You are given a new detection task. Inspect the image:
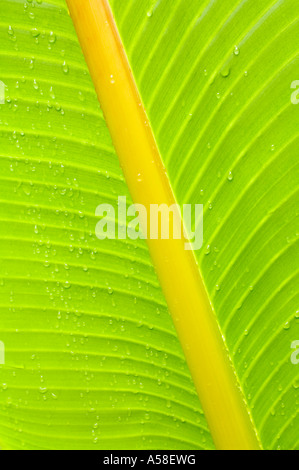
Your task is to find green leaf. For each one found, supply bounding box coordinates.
[0,0,298,450]
[109,0,299,450]
[0,0,212,450]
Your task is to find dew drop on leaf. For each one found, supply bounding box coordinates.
[227,171,234,182]
[220,66,230,78]
[233,45,240,56]
[62,61,69,74]
[48,31,56,44]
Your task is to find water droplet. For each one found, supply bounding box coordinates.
[29,58,35,70]
[227,171,234,182]
[205,245,211,255]
[220,66,230,78]
[62,61,69,74]
[233,45,240,56]
[31,28,40,38]
[48,32,56,44]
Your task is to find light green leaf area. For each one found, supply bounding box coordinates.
[0,0,213,450]
[109,0,299,450]
[0,0,298,451]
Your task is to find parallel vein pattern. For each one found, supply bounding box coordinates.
[109,0,299,450]
[0,0,213,450]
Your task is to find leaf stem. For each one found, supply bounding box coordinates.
[66,0,261,450]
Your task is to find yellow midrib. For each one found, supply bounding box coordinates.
[66,0,261,450]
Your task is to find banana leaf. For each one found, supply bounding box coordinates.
[0,0,298,450]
